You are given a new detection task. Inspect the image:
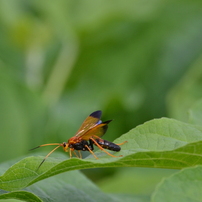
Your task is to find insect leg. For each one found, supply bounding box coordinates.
[90,137,122,158]
[89,139,94,150]
[72,150,81,158]
[116,141,128,145]
[69,149,72,158]
[78,150,82,158]
[84,145,99,159]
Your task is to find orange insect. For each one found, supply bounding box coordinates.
[31,110,127,169]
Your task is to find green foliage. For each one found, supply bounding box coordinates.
[0,170,121,202]
[152,166,202,202]
[1,0,202,201]
[167,56,202,122]
[2,115,202,200]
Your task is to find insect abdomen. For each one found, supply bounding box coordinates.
[96,139,121,151]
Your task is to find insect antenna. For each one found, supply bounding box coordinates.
[29,143,62,151]
[36,145,61,170]
[30,143,62,170]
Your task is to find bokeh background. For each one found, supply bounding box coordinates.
[1,0,202,197]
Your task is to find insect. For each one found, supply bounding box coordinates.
[31,110,127,169]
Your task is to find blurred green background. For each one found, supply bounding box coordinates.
[1,0,202,197]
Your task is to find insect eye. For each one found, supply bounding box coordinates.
[63,142,66,147]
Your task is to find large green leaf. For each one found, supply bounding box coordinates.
[1,117,202,193]
[0,170,122,202]
[152,165,202,202]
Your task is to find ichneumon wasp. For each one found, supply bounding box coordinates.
[31,110,127,169]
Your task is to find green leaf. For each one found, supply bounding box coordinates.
[1,117,202,193]
[152,165,202,202]
[0,170,119,202]
[0,190,42,202]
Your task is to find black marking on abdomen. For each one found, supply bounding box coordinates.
[95,139,121,151]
